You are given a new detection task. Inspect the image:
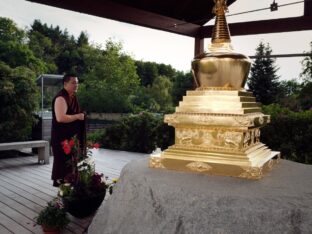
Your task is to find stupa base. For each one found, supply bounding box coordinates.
[149,147,280,179]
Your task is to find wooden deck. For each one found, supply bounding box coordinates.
[0,149,147,234]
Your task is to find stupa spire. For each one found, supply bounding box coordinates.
[209,0,233,52]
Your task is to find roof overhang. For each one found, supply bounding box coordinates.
[26,0,312,38]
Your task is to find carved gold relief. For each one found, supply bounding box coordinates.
[149,157,165,169]
[175,128,244,150]
[233,116,253,126]
[165,112,269,128]
[239,167,263,179]
[186,162,212,172]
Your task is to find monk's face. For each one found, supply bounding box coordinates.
[64,77,79,95]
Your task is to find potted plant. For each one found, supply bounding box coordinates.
[35,198,69,234]
[58,136,116,218]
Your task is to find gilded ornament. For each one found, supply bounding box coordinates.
[258,116,264,125]
[233,116,253,127]
[186,162,212,172]
[239,167,263,179]
[149,157,165,169]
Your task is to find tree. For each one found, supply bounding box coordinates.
[297,41,312,110]
[147,75,174,113]
[0,17,25,42]
[276,79,302,111]
[171,71,193,105]
[0,17,46,75]
[78,40,140,113]
[0,62,39,142]
[28,20,89,76]
[247,42,280,105]
[135,61,158,86]
[300,41,312,83]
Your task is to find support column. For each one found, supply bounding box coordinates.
[194,37,204,57]
[304,0,312,16]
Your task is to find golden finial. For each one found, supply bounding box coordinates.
[210,0,232,51]
[212,0,228,15]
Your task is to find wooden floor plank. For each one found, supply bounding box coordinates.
[0,177,55,207]
[0,189,44,213]
[0,149,147,233]
[0,175,55,202]
[0,201,42,234]
[0,224,13,234]
[0,168,57,195]
[0,211,32,234]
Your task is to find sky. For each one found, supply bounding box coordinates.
[0,0,311,81]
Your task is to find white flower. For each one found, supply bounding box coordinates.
[78,166,88,171]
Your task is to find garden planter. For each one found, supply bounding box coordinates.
[63,191,106,218]
[41,225,60,234]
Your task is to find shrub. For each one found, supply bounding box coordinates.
[88,112,174,153]
[262,104,312,164]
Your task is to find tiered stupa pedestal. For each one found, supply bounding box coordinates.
[150,0,280,179]
[150,89,280,179]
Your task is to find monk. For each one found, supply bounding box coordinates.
[51,74,85,187]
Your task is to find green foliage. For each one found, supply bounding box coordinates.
[0,17,47,75]
[36,199,69,230]
[89,112,174,153]
[300,41,312,83]
[262,104,312,164]
[146,75,174,113]
[28,20,89,76]
[247,42,280,105]
[0,62,39,142]
[276,79,302,111]
[78,40,140,113]
[298,81,312,110]
[0,17,25,42]
[172,71,193,105]
[135,61,158,86]
[135,61,176,86]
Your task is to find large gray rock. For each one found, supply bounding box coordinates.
[88,159,312,234]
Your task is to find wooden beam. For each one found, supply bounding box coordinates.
[27,0,201,37]
[249,53,312,59]
[304,0,312,16]
[198,16,312,38]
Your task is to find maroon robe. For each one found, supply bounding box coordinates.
[51,88,85,186]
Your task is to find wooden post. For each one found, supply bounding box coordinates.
[304,0,312,16]
[194,37,204,57]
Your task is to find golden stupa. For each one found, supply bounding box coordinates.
[149,0,280,179]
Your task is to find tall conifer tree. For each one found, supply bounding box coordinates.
[247,42,280,105]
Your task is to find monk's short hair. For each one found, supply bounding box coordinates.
[63,74,77,84]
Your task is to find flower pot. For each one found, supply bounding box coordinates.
[42,225,60,234]
[63,191,106,218]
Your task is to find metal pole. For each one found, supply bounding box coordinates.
[41,75,44,140]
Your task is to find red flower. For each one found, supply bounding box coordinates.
[69,139,75,147]
[63,145,71,155]
[61,139,68,146]
[61,139,72,155]
[93,143,100,149]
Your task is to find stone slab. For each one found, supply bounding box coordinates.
[88,158,312,234]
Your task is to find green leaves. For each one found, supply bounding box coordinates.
[0,62,38,142]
